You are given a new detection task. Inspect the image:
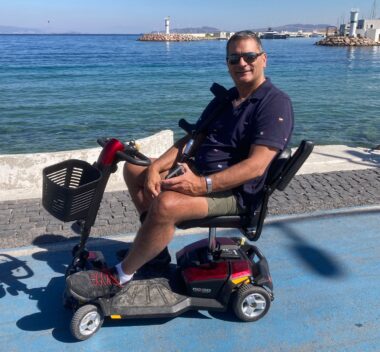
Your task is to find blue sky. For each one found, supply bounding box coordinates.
[0,0,377,33]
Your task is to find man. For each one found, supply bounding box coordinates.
[67,30,293,301]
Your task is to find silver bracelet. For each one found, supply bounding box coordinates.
[205,176,213,194]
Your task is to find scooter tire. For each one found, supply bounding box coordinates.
[70,304,104,340]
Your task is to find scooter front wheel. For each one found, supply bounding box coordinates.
[70,304,104,340]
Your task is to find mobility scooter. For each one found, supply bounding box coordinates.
[42,129,313,340]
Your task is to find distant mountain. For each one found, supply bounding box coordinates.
[170,24,332,34]
[253,24,332,32]
[0,25,43,34]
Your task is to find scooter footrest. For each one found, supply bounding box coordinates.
[112,279,186,309]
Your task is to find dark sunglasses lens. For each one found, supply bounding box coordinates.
[228,55,240,65]
[244,53,258,63]
[227,53,260,65]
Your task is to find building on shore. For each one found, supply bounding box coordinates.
[339,9,380,42]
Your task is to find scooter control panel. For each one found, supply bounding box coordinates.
[219,248,241,259]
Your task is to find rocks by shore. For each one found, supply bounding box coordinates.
[316,36,380,46]
[138,33,201,42]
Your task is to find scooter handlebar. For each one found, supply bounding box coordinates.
[97,137,151,167]
[116,148,151,166]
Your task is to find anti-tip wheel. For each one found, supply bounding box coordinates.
[70,304,104,341]
[232,285,271,322]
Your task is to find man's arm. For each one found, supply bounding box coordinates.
[161,144,278,195]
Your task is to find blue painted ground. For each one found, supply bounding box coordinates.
[0,208,379,352]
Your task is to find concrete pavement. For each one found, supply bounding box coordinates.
[0,208,379,351]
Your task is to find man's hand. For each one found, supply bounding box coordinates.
[144,165,162,198]
[161,163,205,196]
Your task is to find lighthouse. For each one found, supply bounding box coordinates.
[349,9,359,37]
[165,16,170,35]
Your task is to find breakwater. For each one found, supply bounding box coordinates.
[138,33,201,41]
[316,36,380,46]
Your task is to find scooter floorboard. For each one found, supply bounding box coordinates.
[99,271,225,319]
[109,277,189,317]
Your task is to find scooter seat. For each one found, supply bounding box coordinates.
[177,215,243,230]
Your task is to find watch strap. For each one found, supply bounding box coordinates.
[205,176,213,194]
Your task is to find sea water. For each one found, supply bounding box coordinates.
[0,34,379,154]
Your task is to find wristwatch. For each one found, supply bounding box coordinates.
[205,176,213,194]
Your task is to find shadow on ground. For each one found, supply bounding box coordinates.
[0,253,35,298]
[270,221,346,278]
[15,234,128,342]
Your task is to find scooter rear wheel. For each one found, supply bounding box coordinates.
[70,304,104,340]
[232,285,271,322]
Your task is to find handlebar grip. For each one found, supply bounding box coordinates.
[116,150,151,166]
[97,137,109,147]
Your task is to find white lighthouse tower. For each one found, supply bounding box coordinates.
[349,9,359,37]
[165,16,170,35]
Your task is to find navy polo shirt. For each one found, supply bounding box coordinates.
[193,78,294,211]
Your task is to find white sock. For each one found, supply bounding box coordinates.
[115,262,134,285]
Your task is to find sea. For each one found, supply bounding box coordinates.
[0,34,379,154]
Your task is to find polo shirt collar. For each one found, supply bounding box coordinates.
[228,77,273,104]
[248,77,272,102]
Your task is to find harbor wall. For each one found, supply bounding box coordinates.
[0,130,173,201]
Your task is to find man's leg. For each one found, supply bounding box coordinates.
[121,161,172,267]
[66,190,208,301]
[120,191,209,275]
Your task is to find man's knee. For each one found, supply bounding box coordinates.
[148,192,208,224]
[149,192,182,222]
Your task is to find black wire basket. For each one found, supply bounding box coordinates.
[42,159,102,222]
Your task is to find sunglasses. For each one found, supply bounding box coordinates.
[226,52,264,65]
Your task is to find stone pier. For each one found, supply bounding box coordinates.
[316,36,380,46]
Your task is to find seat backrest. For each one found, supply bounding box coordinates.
[241,140,314,241]
[275,140,314,191]
[264,140,314,194]
[265,148,292,187]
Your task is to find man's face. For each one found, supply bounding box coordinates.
[227,38,267,89]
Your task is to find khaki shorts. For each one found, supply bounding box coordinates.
[206,191,246,217]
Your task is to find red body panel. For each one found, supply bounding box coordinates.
[183,262,229,283]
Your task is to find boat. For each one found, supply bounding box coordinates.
[259,28,288,39]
